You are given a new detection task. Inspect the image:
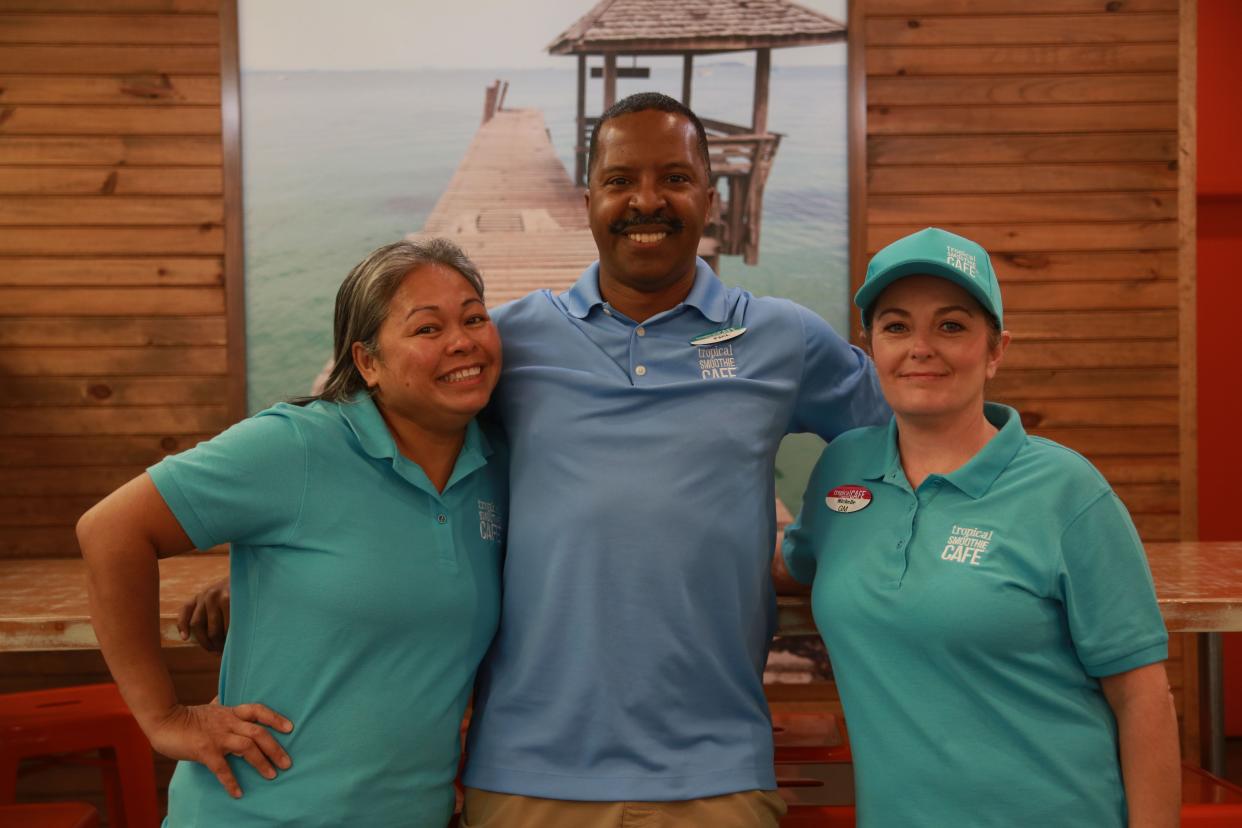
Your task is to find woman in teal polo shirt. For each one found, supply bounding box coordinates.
[783,228,1179,827]
[78,238,506,827]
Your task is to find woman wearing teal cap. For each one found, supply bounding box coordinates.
[78,238,505,827]
[783,227,1179,827]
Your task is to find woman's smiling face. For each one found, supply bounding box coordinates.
[355,262,501,436]
[868,275,1009,426]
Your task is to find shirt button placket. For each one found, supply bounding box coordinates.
[434,509,457,571]
[633,324,648,381]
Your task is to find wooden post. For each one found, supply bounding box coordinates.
[681,54,694,108]
[482,81,498,124]
[603,53,617,110]
[846,0,866,343]
[576,55,587,186]
[752,47,771,135]
[1179,0,1205,769]
[219,0,247,423]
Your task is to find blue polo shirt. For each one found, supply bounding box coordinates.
[463,259,888,801]
[149,394,505,827]
[783,403,1167,828]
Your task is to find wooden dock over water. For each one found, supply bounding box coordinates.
[409,107,597,307]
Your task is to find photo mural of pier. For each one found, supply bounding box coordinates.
[242,0,850,521]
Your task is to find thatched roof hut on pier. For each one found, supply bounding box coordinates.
[548,0,846,264]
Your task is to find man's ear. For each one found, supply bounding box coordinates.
[352,341,380,388]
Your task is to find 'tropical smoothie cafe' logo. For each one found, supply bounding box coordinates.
[946,245,979,278]
[941,524,993,566]
[478,499,502,542]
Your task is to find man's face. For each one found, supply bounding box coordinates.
[586,109,716,301]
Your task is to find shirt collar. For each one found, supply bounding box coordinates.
[943,403,1025,499]
[561,258,729,324]
[682,258,729,323]
[862,417,901,482]
[562,262,606,319]
[861,402,1026,500]
[339,391,492,493]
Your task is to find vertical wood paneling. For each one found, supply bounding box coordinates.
[855,0,1196,756]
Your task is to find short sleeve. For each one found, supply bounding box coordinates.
[781,452,831,585]
[1055,490,1168,677]
[781,507,818,585]
[789,304,889,440]
[147,409,309,551]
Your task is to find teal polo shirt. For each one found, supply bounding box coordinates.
[783,403,1167,828]
[148,394,505,827]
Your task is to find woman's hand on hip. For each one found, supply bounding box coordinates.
[148,700,294,798]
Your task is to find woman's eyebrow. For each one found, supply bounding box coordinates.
[935,304,976,316]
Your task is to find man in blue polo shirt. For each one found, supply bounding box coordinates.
[460,93,888,827]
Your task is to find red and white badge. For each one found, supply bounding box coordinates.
[826,485,872,513]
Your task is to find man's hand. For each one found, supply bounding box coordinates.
[177,577,230,652]
[146,701,293,799]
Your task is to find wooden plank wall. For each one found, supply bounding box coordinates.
[856,0,1198,754]
[0,0,240,557]
[0,0,236,813]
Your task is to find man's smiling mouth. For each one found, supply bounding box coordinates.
[609,214,684,237]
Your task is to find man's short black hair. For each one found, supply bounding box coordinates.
[587,92,713,181]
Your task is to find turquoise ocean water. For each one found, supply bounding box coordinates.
[242,63,850,511]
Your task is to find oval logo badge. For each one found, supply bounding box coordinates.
[826,485,872,514]
[690,326,746,346]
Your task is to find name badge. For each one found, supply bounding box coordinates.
[690,326,746,346]
[826,485,872,513]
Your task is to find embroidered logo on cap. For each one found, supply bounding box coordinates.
[826,485,872,513]
[946,245,979,279]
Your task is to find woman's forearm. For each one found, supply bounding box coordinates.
[78,474,193,734]
[82,531,179,731]
[1101,663,1181,828]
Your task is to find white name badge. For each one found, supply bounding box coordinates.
[826,485,872,513]
[690,326,746,346]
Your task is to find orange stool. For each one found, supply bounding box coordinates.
[0,684,159,828]
[1182,763,1242,826]
[0,803,101,828]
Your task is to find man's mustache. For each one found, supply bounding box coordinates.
[608,214,684,235]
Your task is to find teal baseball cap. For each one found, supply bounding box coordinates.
[855,227,1003,327]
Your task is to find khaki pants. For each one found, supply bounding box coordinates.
[461,787,787,828]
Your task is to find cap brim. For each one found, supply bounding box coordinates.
[854,259,996,322]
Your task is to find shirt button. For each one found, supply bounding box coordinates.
[636,326,646,337]
[437,513,448,524]
[635,365,647,376]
